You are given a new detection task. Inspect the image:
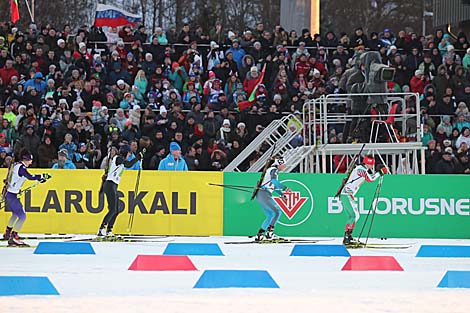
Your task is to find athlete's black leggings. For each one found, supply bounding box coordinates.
[100,181,119,231]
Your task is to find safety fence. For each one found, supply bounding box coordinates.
[0,169,468,238]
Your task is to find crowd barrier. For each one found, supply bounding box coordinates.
[224,173,470,238]
[0,169,223,235]
[0,170,468,238]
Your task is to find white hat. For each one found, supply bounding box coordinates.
[313,68,320,76]
[237,122,246,128]
[79,42,86,49]
[228,31,236,38]
[210,41,219,48]
[59,99,68,105]
[57,39,65,45]
[117,79,125,86]
[102,106,108,110]
[390,45,397,50]
[273,94,282,101]
[273,157,286,166]
[447,45,455,52]
[159,105,167,114]
[145,53,153,58]
[250,66,258,72]
[254,41,261,47]
[223,119,230,126]
[415,69,424,76]
[133,105,140,110]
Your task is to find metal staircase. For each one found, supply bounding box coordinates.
[224,114,306,173]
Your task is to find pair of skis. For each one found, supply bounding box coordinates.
[345,241,411,249]
[67,235,171,243]
[225,238,330,245]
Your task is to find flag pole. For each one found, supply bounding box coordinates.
[23,0,34,22]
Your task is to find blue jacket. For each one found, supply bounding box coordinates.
[226,47,246,71]
[158,153,188,171]
[125,153,141,170]
[24,72,47,94]
[52,160,76,169]
[58,142,77,159]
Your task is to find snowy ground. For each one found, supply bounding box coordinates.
[1,236,469,313]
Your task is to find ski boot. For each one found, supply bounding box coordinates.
[97,228,107,237]
[104,230,119,241]
[342,230,353,245]
[3,227,12,240]
[8,232,29,247]
[343,230,361,247]
[265,227,281,241]
[254,229,265,242]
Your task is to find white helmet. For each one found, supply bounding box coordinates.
[273,157,285,166]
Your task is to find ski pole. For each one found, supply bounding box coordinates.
[364,176,384,246]
[357,175,383,242]
[127,149,145,233]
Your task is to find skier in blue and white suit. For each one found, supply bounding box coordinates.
[254,157,290,241]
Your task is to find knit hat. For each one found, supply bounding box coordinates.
[58,149,68,158]
[223,119,230,126]
[170,142,181,152]
[447,45,455,52]
[160,105,167,114]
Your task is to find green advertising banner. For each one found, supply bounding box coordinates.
[223,173,470,239]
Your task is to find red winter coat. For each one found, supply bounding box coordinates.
[294,61,311,78]
[243,73,260,95]
[410,76,429,95]
[0,66,19,85]
[309,61,327,77]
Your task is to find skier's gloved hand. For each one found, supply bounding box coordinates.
[379,167,388,176]
[40,173,51,183]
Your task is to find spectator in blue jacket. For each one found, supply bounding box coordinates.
[226,39,246,71]
[125,140,141,170]
[52,149,77,169]
[158,142,188,171]
[24,72,47,95]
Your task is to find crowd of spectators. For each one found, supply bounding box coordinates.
[0,20,470,174]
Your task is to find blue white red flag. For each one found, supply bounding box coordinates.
[94,4,142,27]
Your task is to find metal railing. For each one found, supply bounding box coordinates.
[223,114,304,172]
[300,92,426,174]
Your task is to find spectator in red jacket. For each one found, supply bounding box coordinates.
[294,54,311,79]
[0,59,19,86]
[243,66,261,95]
[410,69,429,95]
